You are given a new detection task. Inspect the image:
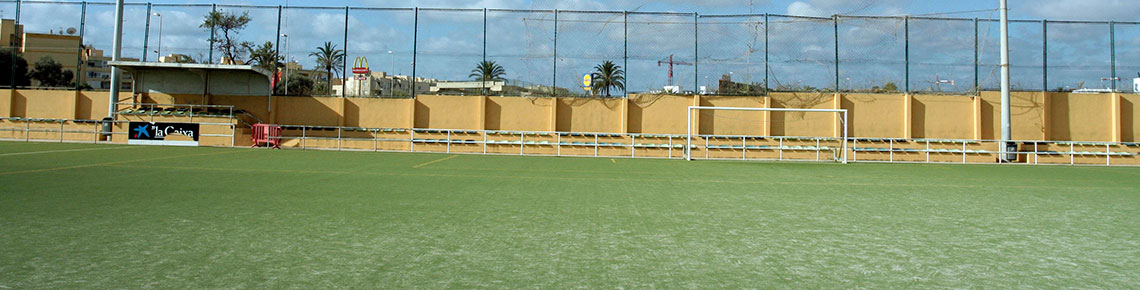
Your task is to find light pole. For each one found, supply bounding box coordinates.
[152,12,163,59]
[281,33,289,95]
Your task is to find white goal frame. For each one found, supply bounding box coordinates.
[686,106,848,163]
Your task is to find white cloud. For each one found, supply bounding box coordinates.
[787,1,825,17]
[1021,0,1140,21]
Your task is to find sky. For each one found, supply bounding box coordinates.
[6,0,1140,93]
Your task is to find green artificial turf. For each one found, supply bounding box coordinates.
[1,141,1138,288]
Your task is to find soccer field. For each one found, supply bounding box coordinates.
[1,141,1138,288]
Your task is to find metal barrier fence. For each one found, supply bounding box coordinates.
[5,117,1140,166]
[1,0,1138,96]
[254,124,1140,166]
[0,114,241,146]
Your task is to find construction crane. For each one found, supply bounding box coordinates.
[657,54,693,87]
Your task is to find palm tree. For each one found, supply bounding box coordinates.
[591,60,625,98]
[469,60,506,95]
[309,42,345,95]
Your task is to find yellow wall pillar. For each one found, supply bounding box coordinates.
[620,97,629,133]
[337,96,346,127]
[0,90,11,118]
[833,93,843,138]
[1112,93,1122,142]
[479,96,488,130]
[761,96,771,136]
[903,93,913,139]
[972,96,982,140]
[691,95,701,135]
[69,91,78,119]
[1042,92,1051,140]
[407,97,416,128]
[548,97,558,131]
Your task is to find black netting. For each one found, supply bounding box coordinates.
[349,8,415,97]
[838,16,905,93]
[696,15,766,95]
[767,15,835,92]
[553,11,624,97]
[908,18,976,94]
[1117,23,1140,93]
[488,9,555,97]
[627,13,695,95]
[1047,22,1113,92]
[979,20,1044,91]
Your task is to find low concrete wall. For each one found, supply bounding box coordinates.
[5,89,1140,142]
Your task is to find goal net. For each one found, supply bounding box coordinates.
[686,106,848,163]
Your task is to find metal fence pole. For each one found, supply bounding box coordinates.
[10,0,20,88]
[75,2,87,91]
[482,8,487,96]
[274,5,281,77]
[974,18,980,93]
[1043,20,1048,91]
[623,11,628,98]
[142,3,151,62]
[208,4,215,64]
[694,13,699,94]
[552,10,558,98]
[412,7,418,99]
[904,16,909,93]
[764,13,769,95]
[1110,21,1117,92]
[342,6,348,97]
[834,15,840,92]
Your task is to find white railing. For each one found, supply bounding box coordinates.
[0,117,238,146]
[261,124,1140,166]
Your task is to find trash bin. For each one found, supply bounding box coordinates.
[1002,141,1018,162]
[101,117,114,141]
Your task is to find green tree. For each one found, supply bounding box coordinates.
[0,49,31,87]
[274,73,314,96]
[469,60,505,95]
[245,41,281,72]
[590,60,625,98]
[201,10,252,64]
[28,57,73,88]
[882,82,899,93]
[309,42,345,95]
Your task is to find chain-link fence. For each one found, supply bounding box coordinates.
[2,0,1138,95]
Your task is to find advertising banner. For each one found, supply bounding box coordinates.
[128,122,200,146]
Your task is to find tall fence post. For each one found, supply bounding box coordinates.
[342,6,348,97]
[482,8,487,96]
[1110,21,1117,92]
[142,3,151,62]
[274,5,281,73]
[10,0,20,88]
[764,13,769,95]
[904,16,909,93]
[1043,20,1048,91]
[694,13,699,95]
[834,15,840,92]
[623,11,628,98]
[76,2,87,91]
[417,7,421,99]
[974,18,980,93]
[552,9,558,98]
[208,4,215,64]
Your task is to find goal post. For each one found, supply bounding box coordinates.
[686,106,848,163]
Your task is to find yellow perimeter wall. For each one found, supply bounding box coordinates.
[5,90,1140,142]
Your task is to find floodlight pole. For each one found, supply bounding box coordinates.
[999,0,1012,161]
[107,0,125,119]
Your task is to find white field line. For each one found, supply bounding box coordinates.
[0,146,136,157]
